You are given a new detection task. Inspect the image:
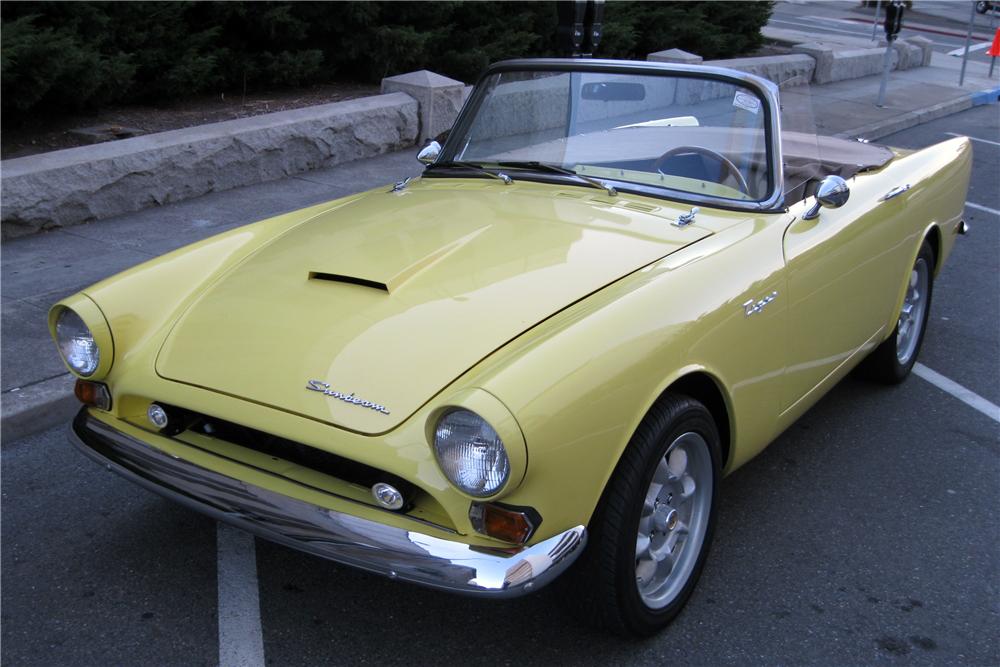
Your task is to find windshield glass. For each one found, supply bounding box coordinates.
[448,69,772,202]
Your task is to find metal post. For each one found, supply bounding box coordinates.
[959,0,976,86]
[990,11,998,78]
[872,0,882,41]
[876,37,895,106]
[986,11,998,79]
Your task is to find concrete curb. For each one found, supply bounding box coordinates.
[835,84,1000,141]
[1,374,78,442]
[835,95,975,141]
[970,85,1000,106]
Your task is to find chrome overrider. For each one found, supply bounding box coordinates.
[68,409,587,597]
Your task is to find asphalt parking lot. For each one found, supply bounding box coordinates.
[2,104,997,666]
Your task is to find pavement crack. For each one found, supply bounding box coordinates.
[3,372,72,394]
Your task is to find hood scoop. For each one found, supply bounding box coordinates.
[308,272,389,293]
[156,185,715,434]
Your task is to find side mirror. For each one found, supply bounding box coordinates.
[417,140,441,165]
[802,175,850,220]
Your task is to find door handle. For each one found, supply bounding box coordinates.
[879,184,911,202]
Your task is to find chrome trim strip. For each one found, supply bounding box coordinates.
[879,183,911,201]
[68,409,586,598]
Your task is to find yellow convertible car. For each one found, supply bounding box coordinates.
[51,59,971,635]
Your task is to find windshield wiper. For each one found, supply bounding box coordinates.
[424,161,512,184]
[497,161,617,197]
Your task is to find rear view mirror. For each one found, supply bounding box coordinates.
[581,81,646,102]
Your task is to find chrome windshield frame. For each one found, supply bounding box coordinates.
[439,58,786,213]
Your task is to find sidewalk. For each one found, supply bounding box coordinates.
[2,53,998,441]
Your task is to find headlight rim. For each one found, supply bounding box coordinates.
[48,296,115,381]
[426,389,527,501]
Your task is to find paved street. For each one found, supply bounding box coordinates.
[1,104,996,665]
[773,0,1000,66]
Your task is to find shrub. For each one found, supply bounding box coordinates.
[1,1,774,121]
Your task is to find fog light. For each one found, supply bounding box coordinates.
[74,379,111,410]
[147,403,169,429]
[371,482,405,510]
[469,503,538,544]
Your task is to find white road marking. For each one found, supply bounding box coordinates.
[913,363,1000,424]
[946,131,1000,148]
[217,524,266,667]
[966,202,1000,216]
[948,41,993,57]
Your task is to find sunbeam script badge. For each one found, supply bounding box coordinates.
[306,379,391,415]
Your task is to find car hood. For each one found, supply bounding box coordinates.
[155,180,711,434]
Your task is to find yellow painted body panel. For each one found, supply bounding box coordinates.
[153,180,711,434]
[51,136,971,548]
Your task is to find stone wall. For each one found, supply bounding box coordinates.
[1,93,418,239]
[706,54,816,88]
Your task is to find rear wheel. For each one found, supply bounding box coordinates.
[558,394,720,636]
[862,240,934,383]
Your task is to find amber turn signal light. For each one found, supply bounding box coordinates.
[469,502,539,545]
[74,379,111,410]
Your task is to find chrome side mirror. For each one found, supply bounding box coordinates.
[417,140,441,165]
[802,175,850,220]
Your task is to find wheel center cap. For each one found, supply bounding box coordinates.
[655,508,679,532]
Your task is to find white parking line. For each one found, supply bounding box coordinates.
[966,202,1000,216]
[946,131,1000,148]
[217,524,266,667]
[914,363,1000,424]
[947,41,993,57]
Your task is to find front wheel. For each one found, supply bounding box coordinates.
[558,394,720,636]
[861,240,935,383]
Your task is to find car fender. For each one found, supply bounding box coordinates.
[876,137,971,341]
[471,214,790,540]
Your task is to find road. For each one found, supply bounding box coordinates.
[2,104,998,665]
[771,0,1000,66]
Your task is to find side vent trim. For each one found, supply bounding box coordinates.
[308,272,389,293]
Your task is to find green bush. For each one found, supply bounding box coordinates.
[1,1,774,121]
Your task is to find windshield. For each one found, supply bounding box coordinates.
[446,68,774,203]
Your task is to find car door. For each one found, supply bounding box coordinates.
[780,177,911,413]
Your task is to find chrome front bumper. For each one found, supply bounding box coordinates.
[69,409,586,598]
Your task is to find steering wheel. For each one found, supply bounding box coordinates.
[652,145,751,196]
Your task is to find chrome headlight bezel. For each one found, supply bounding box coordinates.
[427,390,527,500]
[49,296,114,380]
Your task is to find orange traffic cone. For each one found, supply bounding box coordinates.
[988,28,1000,58]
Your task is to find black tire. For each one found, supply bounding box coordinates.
[557,394,721,636]
[861,240,935,384]
[975,1,989,14]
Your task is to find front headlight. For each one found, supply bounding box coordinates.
[50,296,113,380]
[55,308,100,376]
[434,409,510,497]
